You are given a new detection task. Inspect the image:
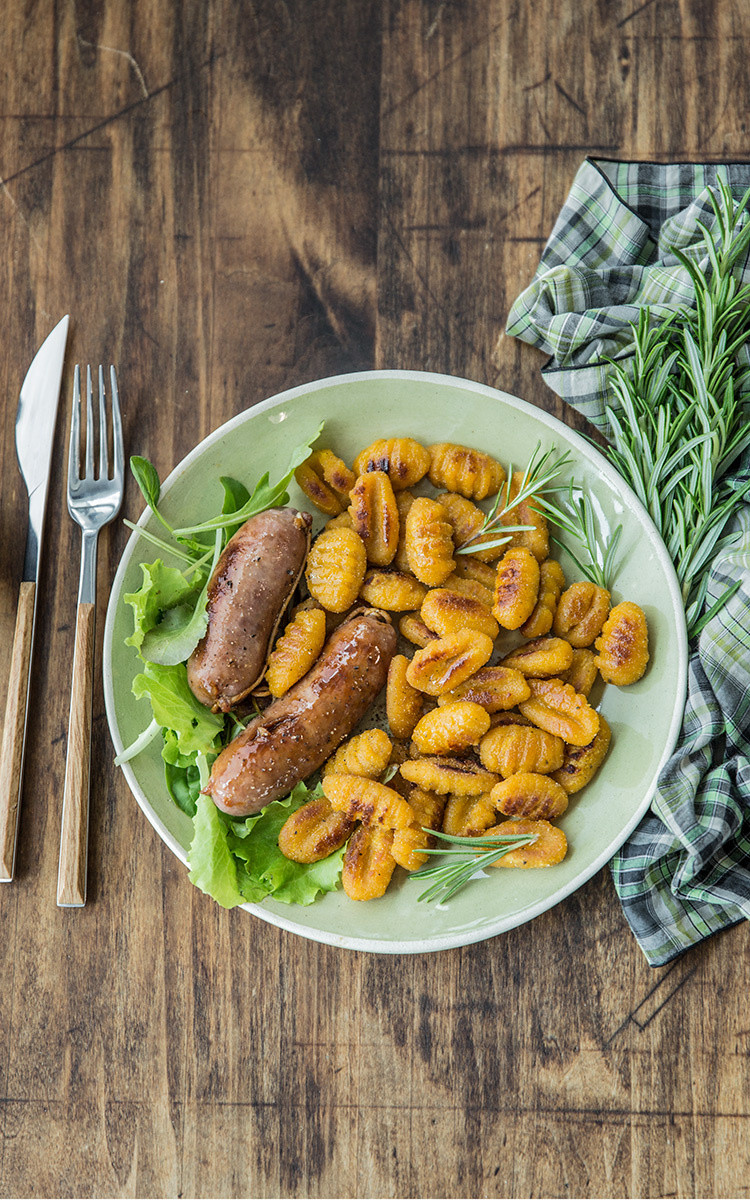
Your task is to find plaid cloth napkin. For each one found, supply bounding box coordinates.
[506,159,750,967]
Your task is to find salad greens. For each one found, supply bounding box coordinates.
[119,423,340,909]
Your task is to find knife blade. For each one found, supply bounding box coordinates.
[0,315,70,880]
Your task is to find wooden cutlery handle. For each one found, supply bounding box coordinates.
[57,601,96,907]
[0,581,36,881]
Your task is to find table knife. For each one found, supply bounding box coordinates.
[0,315,70,880]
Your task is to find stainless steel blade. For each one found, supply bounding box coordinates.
[16,314,70,580]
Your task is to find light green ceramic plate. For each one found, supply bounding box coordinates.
[102,370,688,953]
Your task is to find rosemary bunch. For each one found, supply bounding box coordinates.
[605,178,750,639]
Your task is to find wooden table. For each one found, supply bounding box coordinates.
[1,3,748,1197]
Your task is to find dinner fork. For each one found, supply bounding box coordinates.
[57,365,124,907]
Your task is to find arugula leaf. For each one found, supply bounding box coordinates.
[172,422,324,537]
[132,662,223,757]
[131,455,162,510]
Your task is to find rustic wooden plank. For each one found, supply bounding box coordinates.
[2,1,750,1198]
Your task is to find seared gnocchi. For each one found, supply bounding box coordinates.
[270,429,652,904]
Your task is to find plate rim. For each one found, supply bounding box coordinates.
[102,368,689,954]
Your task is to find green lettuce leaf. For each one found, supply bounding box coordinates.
[188,793,245,908]
[124,560,201,652]
[132,662,223,757]
[186,781,344,909]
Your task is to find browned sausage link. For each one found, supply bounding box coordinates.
[187,507,312,713]
[207,609,397,816]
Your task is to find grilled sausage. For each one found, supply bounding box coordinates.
[207,608,397,816]
[187,507,312,713]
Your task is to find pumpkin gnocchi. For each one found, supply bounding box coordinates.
[428,442,505,500]
[294,449,356,516]
[553,581,611,647]
[349,470,400,565]
[404,496,455,586]
[353,437,431,490]
[305,526,367,612]
[386,654,424,740]
[265,605,327,697]
[269,429,652,904]
[594,601,650,685]
[412,700,491,756]
[493,546,540,630]
[405,629,494,696]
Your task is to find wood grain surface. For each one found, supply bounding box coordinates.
[1,2,749,1197]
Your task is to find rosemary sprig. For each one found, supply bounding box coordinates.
[410,828,537,903]
[605,178,750,639]
[456,443,575,556]
[533,483,623,590]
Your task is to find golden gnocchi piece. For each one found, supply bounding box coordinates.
[342,824,397,900]
[519,677,600,747]
[479,724,565,778]
[348,470,400,566]
[391,788,446,870]
[488,819,568,868]
[440,572,495,609]
[492,546,541,630]
[405,629,494,696]
[400,756,499,796]
[490,772,569,820]
[278,796,355,863]
[386,654,425,740]
[360,569,428,611]
[420,587,499,641]
[437,492,504,562]
[427,442,505,500]
[404,496,456,586]
[436,665,531,712]
[353,437,431,490]
[442,792,497,837]
[450,556,498,590]
[306,526,367,612]
[323,511,354,531]
[412,700,491,756]
[552,715,612,794]
[499,635,574,678]
[394,490,417,572]
[294,449,356,516]
[265,605,327,697]
[398,613,438,648]
[521,559,566,638]
[322,728,393,779]
[561,648,599,697]
[498,470,550,562]
[594,601,650,685]
[322,774,415,830]
[553,581,611,647]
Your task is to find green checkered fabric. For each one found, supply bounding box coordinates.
[506,159,750,966]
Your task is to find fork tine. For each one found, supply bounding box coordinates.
[68,365,82,487]
[98,365,108,479]
[110,365,124,483]
[85,365,95,479]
